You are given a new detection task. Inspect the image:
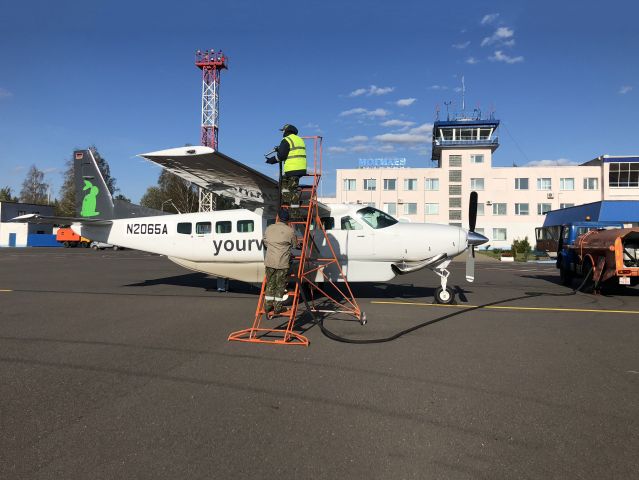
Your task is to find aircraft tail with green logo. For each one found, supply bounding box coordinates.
[74,149,166,219]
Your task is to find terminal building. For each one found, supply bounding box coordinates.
[321,109,639,248]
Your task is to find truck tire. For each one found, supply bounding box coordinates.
[113,246,119,251]
[63,241,70,248]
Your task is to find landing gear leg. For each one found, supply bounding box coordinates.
[433,265,455,304]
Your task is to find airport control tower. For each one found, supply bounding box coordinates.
[431,105,500,226]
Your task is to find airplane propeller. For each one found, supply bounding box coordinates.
[466,191,478,282]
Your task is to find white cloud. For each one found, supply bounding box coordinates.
[342,135,368,143]
[429,85,448,90]
[396,98,416,107]
[375,123,433,144]
[481,27,514,47]
[489,50,524,64]
[0,87,13,99]
[481,13,500,25]
[525,158,577,167]
[339,107,390,118]
[452,41,470,49]
[349,88,367,97]
[303,122,322,133]
[619,85,633,95]
[466,57,479,65]
[43,167,59,174]
[349,85,395,97]
[339,108,367,116]
[328,146,348,153]
[381,119,415,128]
[351,145,369,152]
[377,145,395,152]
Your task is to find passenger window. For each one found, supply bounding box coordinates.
[321,217,335,230]
[196,222,212,234]
[177,222,192,234]
[237,220,254,233]
[341,216,363,230]
[216,221,232,234]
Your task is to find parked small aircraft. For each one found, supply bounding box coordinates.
[14,147,487,304]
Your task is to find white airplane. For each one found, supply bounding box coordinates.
[13,146,487,304]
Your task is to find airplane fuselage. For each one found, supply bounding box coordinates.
[74,204,470,283]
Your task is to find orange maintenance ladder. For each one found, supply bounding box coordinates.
[228,137,363,346]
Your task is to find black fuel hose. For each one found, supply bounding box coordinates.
[297,270,594,345]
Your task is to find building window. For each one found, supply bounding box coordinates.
[449,197,462,208]
[343,179,356,191]
[537,178,552,190]
[537,203,552,215]
[177,222,192,234]
[237,220,254,233]
[449,210,462,221]
[363,179,376,191]
[404,179,417,191]
[515,178,529,190]
[404,203,417,215]
[425,203,439,215]
[383,179,396,191]
[383,202,396,216]
[449,155,462,167]
[470,154,484,164]
[560,203,575,209]
[215,221,231,233]
[609,162,639,188]
[196,222,212,234]
[560,178,575,191]
[449,170,462,182]
[515,203,529,216]
[449,185,462,195]
[477,203,484,216]
[424,178,439,191]
[583,177,599,190]
[470,178,484,190]
[364,202,376,207]
[492,203,507,215]
[493,228,507,241]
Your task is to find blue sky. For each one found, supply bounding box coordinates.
[1,0,637,201]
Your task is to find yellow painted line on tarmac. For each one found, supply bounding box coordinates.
[371,300,639,315]
[0,289,12,292]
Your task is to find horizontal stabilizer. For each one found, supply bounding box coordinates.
[11,214,113,226]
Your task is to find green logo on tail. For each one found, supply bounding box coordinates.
[81,180,100,217]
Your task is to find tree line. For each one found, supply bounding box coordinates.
[0,146,213,215]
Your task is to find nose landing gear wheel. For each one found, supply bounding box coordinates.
[434,286,455,304]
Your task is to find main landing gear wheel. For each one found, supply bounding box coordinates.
[434,286,455,304]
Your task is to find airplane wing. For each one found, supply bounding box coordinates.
[139,146,330,217]
[139,146,280,213]
[11,214,113,225]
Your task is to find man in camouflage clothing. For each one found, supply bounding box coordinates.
[263,208,297,314]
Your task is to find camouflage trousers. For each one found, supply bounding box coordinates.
[264,267,289,312]
[281,175,300,206]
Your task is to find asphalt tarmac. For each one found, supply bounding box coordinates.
[1,249,637,479]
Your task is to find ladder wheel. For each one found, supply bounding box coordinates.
[360,312,367,325]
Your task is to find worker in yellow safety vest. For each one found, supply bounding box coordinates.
[266,124,307,208]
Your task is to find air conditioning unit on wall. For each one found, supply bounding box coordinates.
[397,199,404,204]
[485,201,492,205]
[547,193,554,199]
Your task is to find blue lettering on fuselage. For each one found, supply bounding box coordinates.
[212,238,264,256]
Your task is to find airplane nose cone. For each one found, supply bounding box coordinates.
[468,231,489,246]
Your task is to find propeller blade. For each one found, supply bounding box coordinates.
[468,191,478,232]
[466,247,475,282]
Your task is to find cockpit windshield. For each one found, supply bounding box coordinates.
[356,207,398,229]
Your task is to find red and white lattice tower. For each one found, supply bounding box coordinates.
[195,49,228,211]
[195,49,228,149]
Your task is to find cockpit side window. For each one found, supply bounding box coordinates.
[341,216,363,230]
[356,206,398,229]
